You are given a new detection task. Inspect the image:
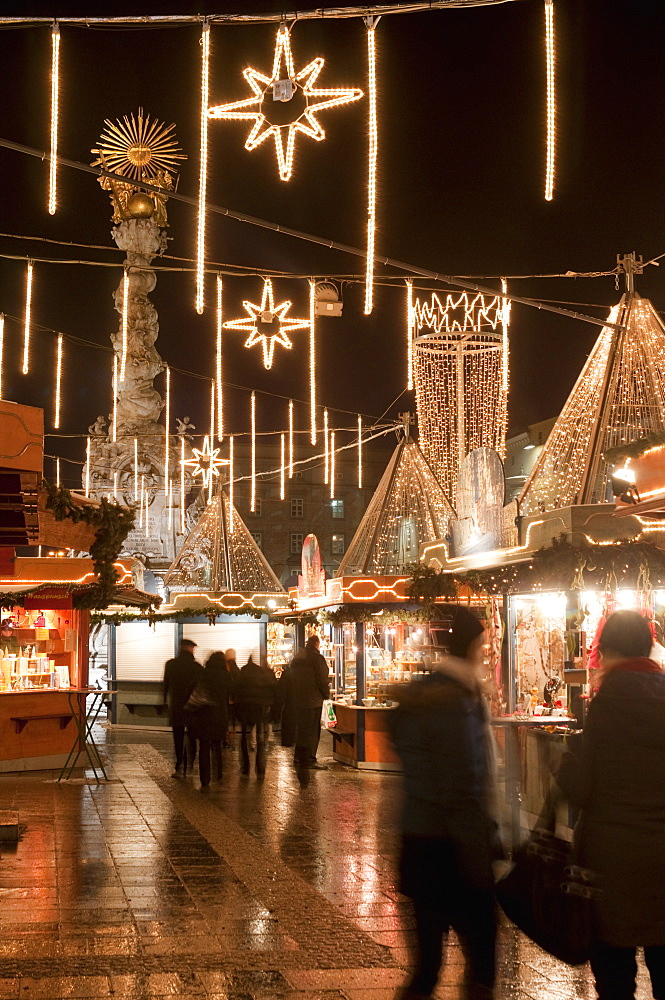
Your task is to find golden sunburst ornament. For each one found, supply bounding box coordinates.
[209,25,363,181]
[92,108,186,182]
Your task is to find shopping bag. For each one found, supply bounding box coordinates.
[321,699,337,729]
[184,682,215,713]
[496,792,597,965]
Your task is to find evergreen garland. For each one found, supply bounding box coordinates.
[604,432,665,465]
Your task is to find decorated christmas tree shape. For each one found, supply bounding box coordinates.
[520,280,665,516]
[165,489,284,596]
[338,419,454,576]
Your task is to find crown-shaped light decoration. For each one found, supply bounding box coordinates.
[224,277,310,369]
[208,25,363,181]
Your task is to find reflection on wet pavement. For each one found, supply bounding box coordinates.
[0,726,656,999]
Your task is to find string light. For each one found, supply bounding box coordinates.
[544,0,556,201]
[250,391,256,513]
[85,436,90,497]
[164,365,170,491]
[0,313,3,398]
[22,260,33,375]
[288,399,294,478]
[196,21,210,314]
[168,479,173,530]
[53,333,63,429]
[224,277,309,370]
[140,475,145,529]
[406,280,414,391]
[48,23,60,215]
[209,23,363,182]
[309,279,316,444]
[500,278,510,454]
[113,472,118,502]
[145,484,150,538]
[229,435,234,531]
[56,456,60,489]
[358,414,363,488]
[209,378,215,447]
[216,274,223,438]
[180,435,185,534]
[111,354,118,442]
[280,433,286,500]
[324,408,329,484]
[120,269,129,381]
[330,430,336,500]
[364,20,378,315]
[134,437,139,502]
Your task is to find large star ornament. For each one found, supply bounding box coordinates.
[224,278,310,370]
[181,437,228,490]
[208,25,363,181]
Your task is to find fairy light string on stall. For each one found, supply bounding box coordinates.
[22,260,33,374]
[544,0,556,201]
[364,17,378,315]
[48,23,60,215]
[196,21,210,314]
[309,279,316,444]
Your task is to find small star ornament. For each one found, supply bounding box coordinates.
[224,278,309,370]
[208,25,363,181]
[181,437,228,490]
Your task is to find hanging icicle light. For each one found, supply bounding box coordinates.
[324,409,330,484]
[53,334,63,429]
[406,280,414,391]
[22,260,33,375]
[111,354,118,443]
[120,269,129,381]
[280,433,286,501]
[209,378,215,445]
[168,479,173,530]
[216,274,223,438]
[85,436,91,497]
[56,456,60,489]
[364,19,378,315]
[144,481,150,538]
[288,399,294,479]
[196,21,210,314]
[357,414,363,489]
[48,23,61,215]
[113,472,118,502]
[229,435,235,531]
[309,279,316,444]
[134,437,139,502]
[0,313,4,398]
[180,435,186,534]
[501,278,511,398]
[164,365,170,491]
[544,0,556,201]
[330,430,336,500]
[250,391,256,513]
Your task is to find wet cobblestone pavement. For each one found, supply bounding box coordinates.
[0,727,657,999]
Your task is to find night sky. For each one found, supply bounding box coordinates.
[0,0,664,487]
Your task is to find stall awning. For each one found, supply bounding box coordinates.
[0,581,161,611]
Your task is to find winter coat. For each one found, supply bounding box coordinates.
[389,657,499,900]
[556,658,665,947]
[163,651,202,727]
[291,647,330,716]
[187,660,233,742]
[234,658,277,724]
[274,663,297,747]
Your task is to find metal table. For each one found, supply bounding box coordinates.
[58,687,114,782]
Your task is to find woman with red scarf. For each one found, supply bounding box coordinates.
[557,610,665,1000]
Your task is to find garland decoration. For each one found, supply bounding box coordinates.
[604,432,665,466]
[319,601,456,626]
[91,604,268,627]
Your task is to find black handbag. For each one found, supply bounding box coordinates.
[496,790,597,966]
[184,681,215,712]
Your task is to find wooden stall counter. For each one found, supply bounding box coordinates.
[331,703,402,772]
[0,689,84,772]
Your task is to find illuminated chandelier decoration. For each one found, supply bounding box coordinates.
[412,291,510,506]
[520,285,665,516]
[224,277,309,369]
[208,24,363,182]
[181,437,228,491]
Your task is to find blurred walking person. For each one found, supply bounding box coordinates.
[390,606,499,1000]
[292,635,330,770]
[188,651,233,789]
[163,639,201,777]
[557,610,665,1000]
[234,653,277,775]
[225,648,241,738]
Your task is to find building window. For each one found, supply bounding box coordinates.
[290,498,304,518]
[330,499,344,519]
[251,532,262,549]
[250,499,262,517]
[290,532,304,554]
[331,533,345,555]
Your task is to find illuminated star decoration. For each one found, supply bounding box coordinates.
[208,25,363,182]
[181,437,228,491]
[224,278,310,370]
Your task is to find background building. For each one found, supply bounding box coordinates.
[504,418,556,503]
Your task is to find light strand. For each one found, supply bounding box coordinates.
[180,435,185,534]
[56,456,60,488]
[364,21,378,315]
[216,274,223,437]
[358,414,363,488]
[53,333,63,429]
[0,313,3,398]
[406,279,414,391]
[111,354,118,442]
[324,408,329,484]
[48,23,60,215]
[501,277,510,397]
[139,475,144,529]
[134,437,139,502]
[288,399,294,479]
[330,430,336,500]
[85,436,90,497]
[229,435,235,530]
[168,479,173,530]
[113,472,118,502]
[280,433,285,500]
[145,482,150,538]
[250,391,256,513]
[309,279,316,444]
[544,0,556,201]
[208,379,215,502]
[164,365,170,490]
[196,21,210,314]
[22,260,33,375]
[120,268,129,380]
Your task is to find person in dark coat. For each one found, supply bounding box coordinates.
[187,651,233,788]
[234,654,277,775]
[225,648,241,735]
[163,639,202,777]
[292,635,331,769]
[274,661,297,748]
[389,606,499,1000]
[556,610,665,1000]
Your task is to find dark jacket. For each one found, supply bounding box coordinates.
[275,663,297,747]
[556,660,665,947]
[389,660,497,898]
[291,647,330,711]
[163,650,202,727]
[234,658,277,723]
[187,656,233,742]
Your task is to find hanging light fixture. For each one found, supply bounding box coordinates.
[196,21,210,314]
[48,23,61,215]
